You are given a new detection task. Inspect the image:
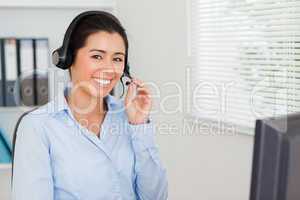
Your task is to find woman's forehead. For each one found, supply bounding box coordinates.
[84,31,126,53]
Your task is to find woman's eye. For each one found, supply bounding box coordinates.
[113,58,123,62]
[91,55,102,60]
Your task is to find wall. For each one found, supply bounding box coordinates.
[115,0,254,199]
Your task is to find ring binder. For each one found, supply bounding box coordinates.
[3,38,20,106]
[0,37,50,107]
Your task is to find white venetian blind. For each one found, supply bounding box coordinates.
[189,0,300,134]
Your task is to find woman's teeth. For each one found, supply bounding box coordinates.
[93,79,111,86]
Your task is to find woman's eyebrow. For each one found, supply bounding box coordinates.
[89,49,125,56]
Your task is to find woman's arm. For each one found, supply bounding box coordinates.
[124,77,168,199]
[12,115,54,200]
[128,121,168,200]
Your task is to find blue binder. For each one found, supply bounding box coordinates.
[0,39,4,106]
[0,128,12,163]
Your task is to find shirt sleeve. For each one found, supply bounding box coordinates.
[12,115,54,200]
[127,119,168,200]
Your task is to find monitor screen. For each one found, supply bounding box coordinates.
[250,113,300,200]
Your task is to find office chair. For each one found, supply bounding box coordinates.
[11,107,39,180]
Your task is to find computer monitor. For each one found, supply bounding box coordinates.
[250,112,300,200]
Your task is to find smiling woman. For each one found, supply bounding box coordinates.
[12,10,168,200]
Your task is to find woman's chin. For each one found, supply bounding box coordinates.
[90,87,112,99]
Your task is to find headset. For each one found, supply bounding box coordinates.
[52,10,132,82]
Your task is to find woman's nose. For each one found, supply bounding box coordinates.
[94,60,115,77]
[101,57,116,71]
[105,56,113,65]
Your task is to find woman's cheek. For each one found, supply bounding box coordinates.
[109,78,117,88]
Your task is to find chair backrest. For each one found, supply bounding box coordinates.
[11,107,39,180]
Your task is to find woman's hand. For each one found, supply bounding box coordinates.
[125,78,152,125]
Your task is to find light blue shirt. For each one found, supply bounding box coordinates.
[12,87,168,200]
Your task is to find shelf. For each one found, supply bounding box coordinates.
[0,164,12,170]
[0,106,38,113]
[0,0,116,9]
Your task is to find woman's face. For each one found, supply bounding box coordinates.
[70,31,126,98]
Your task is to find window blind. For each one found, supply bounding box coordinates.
[189,0,300,134]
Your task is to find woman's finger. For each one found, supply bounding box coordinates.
[125,81,137,103]
[132,78,145,88]
[136,86,150,96]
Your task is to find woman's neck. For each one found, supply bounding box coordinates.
[66,87,107,120]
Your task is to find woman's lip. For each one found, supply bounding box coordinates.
[92,77,113,80]
[92,78,112,81]
[92,78,112,86]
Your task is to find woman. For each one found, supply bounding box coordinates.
[12,11,168,200]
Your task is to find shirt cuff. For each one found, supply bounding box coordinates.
[126,119,156,150]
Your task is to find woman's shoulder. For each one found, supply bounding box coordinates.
[15,103,52,139]
[18,101,54,124]
[19,94,127,122]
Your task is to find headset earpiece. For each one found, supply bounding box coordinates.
[52,47,65,69]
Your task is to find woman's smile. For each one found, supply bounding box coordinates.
[92,77,112,88]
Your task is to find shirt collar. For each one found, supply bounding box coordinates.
[47,86,119,115]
